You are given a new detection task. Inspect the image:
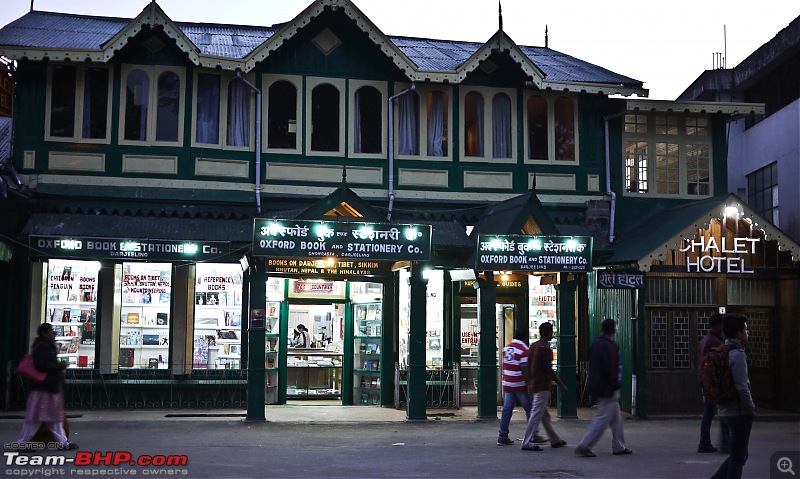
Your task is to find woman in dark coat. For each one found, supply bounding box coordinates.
[17,322,77,449]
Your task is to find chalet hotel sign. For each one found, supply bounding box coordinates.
[679,236,759,274]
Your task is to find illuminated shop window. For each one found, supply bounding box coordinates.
[119,262,172,369]
[193,263,244,370]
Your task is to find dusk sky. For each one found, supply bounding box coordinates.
[1,0,798,99]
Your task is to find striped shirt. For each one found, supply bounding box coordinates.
[502,339,529,392]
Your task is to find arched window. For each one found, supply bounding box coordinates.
[311,84,340,152]
[554,96,575,161]
[124,69,149,141]
[527,96,548,160]
[492,93,511,158]
[464,92,484,157]
[397,91,419,156]
[227,79,251,147]
[354,86,382,154]
[267,80,297,149]
[156,71,180,142]
[427,90,448,157]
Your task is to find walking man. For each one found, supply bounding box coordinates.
[497,328,532,445]
[520,321,567,451]
[698,313,729,453]
[575,318,632,457]
[711,313,755,479]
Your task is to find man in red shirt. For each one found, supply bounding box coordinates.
[497,328,533,445]
[520,321,567,451]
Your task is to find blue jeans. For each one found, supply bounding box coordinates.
[711,414,753,479]
[498,391,532,440]
[700,390,730,448]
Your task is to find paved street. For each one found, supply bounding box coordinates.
[1,407,798,479]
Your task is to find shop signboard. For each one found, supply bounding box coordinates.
[679,235,759,274]
[476,235,593,273]
[597,270,645,289]
[252,219,431,261]
[264,257,392,277]
[30,236,230,261]
[0,60,12,117]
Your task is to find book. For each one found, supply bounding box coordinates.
[148,358,159,369]
[159,292,171,304]
[119,349,135,368]
[156,313,168,326]
[69,309,81,323]
[126,312,140,325]
[144,312,156,326]
[143,334,160,346]
[67,337,80,354]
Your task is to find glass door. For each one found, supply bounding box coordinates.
[265,301,281,404]
[353,302,382,405]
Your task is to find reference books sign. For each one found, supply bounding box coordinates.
[253,219,432,261]
[30,236,230,261]
[476,235,593,272]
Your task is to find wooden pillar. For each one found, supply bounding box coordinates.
[477,272,497,418]
[97,261,121,374]
[406,262,427,420]
[246,270,267,421]
[556,272,578,419]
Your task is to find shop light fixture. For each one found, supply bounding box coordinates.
[724,206,739,218]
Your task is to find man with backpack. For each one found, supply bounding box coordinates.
[697,313,729,453]
[710,313,756,479]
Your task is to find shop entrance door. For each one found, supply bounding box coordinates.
[285,302,345,403]
[496,303,515,403]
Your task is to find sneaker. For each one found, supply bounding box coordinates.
[497,438,515,446]
[532,434,548,443]
[697,443,717,453]
[521,444,543,451]
[612,448,633,456]
[551,440,567,448]
[575,447,596,457]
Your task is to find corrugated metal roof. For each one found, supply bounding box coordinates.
[0,117,10,159]
[0,11,642,86]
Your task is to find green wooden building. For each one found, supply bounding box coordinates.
[1,0,797,417]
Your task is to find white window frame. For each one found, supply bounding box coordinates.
[622,113,713,198]
[459,86,517,164]
[119,64,186,147]
[44,64,113,144]
[394,83,453,163]
[263,74,303,155]
[348,79,388,159]
[191,70,256,152]
[522,91,580,165]
[305,76,346,157]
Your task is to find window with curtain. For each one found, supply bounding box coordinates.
[492,93,511,158]
[195,73,221,145]
[226,79,251,147]
[397,91,419,156]
[354,86,382,154]
[124,69,149,141]
[82,68,109,139]
[311,84,340,152]
[527,95,547,160]
[156,71,180,142]
[554,96,575,161]
[267,80,297,149]
[464,91,484,157]
[49,65,77,138]
[686,144,710,195]
[427,91,448,157]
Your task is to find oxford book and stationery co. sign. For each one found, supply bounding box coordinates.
[30,236,230,261]
[476,235,593,273]
[252,219,432,262]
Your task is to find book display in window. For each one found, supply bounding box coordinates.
[194,263,244,370]
[118,262,171,369]
[45,259,100,368]
[353,302,382,405]
[265,301,281,404]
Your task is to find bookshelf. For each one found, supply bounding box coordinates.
[46,259,99,368]
[119,305,170,369]
[265,301,280,404]
[353,302,381,405]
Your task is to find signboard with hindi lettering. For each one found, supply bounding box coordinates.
[476,235,593,273]
[596,270,645,289]
[0,61,12,117]
[252,219,432,262]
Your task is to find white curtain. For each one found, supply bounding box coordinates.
[227,80,250,147]
[427,91,445,157]
[492,93,511,158]
[397,92,418,155]
[196,74,220,144]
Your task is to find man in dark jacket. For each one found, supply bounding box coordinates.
[575,319,632,457]
[697,313,729,453]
